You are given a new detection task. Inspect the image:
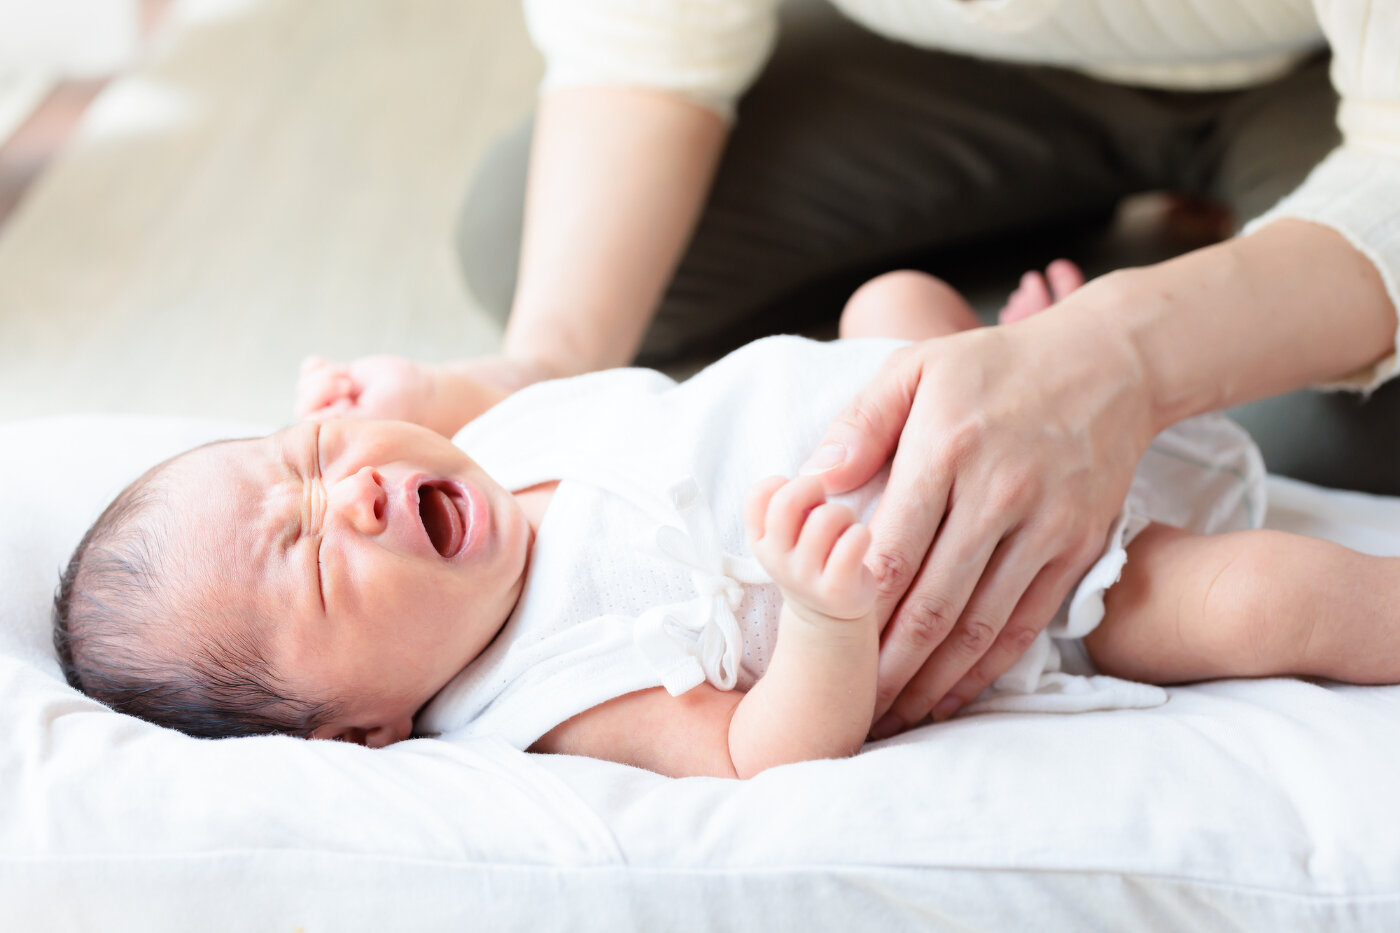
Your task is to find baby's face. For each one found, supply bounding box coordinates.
[165,419,531,746]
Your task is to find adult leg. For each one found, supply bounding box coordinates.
[1084,523,1400,686]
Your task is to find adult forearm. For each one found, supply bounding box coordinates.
[502,86,728,377]
[1063,219,1398,434]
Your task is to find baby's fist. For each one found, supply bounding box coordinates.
[296,355,444,429]
[746,475,877,623]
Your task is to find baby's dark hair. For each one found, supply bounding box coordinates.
[52,446,339,739]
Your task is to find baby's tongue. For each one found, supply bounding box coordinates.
[419,486,463,557]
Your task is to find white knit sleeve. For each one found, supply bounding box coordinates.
[1243,0,1400,392]
[522,0,783,121]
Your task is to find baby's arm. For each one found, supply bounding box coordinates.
[531,476,879,779]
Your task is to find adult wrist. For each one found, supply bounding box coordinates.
[1067,224,1400,435]
[424,362,504,437]
[1018,273,1159,449]
[1075,269,1169,435]
[494,350,568,387]
[502,321,615,381]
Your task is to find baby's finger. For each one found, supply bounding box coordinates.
[764,475,827,550]
[296,366,355,418]
[299,355,333,376]
[303,397,356,421]
[745,476,788,541]
[795,502,857,575]
[826,521,873,578]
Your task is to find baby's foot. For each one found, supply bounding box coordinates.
[745,475,877,625]
[998,259,1085,325]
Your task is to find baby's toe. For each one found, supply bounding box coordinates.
[1045,259,1085,302]
[1000,271,1052,323]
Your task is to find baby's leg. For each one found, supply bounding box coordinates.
[839,271,982,340]
[1084,523,1400,685]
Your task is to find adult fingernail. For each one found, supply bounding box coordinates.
[800,443,846,476]
[932,697,963,721]
[870,712,902,740]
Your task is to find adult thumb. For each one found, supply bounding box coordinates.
[800,353,919,494]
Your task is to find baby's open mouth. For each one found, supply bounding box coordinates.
[418,484,464,558]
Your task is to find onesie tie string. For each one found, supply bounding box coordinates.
[632,477,769,696]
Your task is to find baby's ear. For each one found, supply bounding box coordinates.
[364,717,413,748]
[311,716,412,747]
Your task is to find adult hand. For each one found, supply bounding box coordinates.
[296,353,553,437]
[803,292,1155,737]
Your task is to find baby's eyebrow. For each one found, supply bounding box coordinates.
[276,423,324,547]
[265,435,305,548]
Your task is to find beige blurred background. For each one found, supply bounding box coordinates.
[0,0,541,425]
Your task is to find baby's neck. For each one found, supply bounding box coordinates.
[513,481,558,540]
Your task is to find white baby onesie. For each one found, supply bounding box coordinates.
[417,336,1266,749]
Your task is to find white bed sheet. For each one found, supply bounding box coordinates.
[2,415,1398,931]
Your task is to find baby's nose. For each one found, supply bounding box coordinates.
[329,466,388,535]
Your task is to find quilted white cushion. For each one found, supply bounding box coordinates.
[2,415,1399,931]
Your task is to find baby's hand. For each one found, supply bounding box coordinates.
[297,354,441,427]
[746,475,878,625]
[296,354,542,437]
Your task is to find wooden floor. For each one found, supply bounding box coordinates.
[0,0,541,425]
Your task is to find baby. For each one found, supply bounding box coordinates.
[54,262,1400,778]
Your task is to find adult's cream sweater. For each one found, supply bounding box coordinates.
[524,0,1400,390]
